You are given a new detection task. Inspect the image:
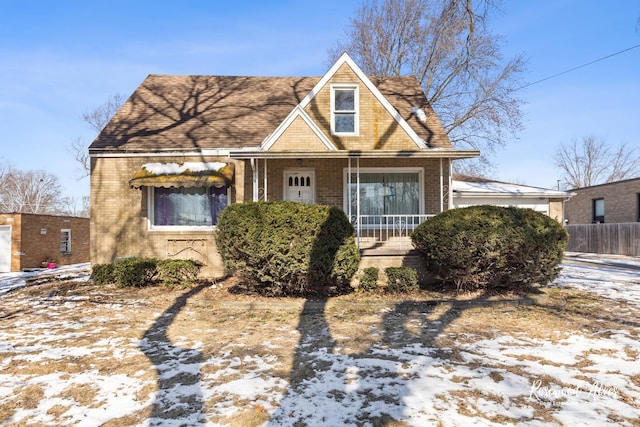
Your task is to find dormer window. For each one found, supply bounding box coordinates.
[331,84,359,135]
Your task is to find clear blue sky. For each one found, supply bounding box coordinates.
[1,0,639,202]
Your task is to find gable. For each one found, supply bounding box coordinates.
[303,63,417,150]
[266,112,336,151]
[90,55,453,153]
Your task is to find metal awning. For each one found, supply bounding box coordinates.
[129,162,234,188]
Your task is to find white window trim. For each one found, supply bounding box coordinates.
[61,229,71,254]
[342,167,425,214]
[146,187,218,232]
[331,83,359,136]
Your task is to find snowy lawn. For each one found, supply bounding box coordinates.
[0,253,639,426]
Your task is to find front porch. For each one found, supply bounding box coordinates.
[351,213,433,251]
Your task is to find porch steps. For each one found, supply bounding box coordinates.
[354,239,432,287]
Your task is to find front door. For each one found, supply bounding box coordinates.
[284,170,315,203]
[0,225,11,273]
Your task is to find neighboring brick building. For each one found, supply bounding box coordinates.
[89,53,479,277]
[0,213,90,272]
[564,177,640,224]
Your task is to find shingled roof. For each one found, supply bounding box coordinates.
[89,74,452,151]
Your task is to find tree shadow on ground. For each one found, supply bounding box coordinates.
[266,285,545,425]
[138,282,210,426]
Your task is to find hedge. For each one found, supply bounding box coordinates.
[411,205,568,292]
[215,201,359,296]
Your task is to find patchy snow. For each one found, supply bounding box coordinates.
[0,254,639,425]
[452,179,570,197]
[411,106,427,123]
[142,162,227,175]
[0,263,90,295]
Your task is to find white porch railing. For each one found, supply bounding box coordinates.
[352,214,433,247]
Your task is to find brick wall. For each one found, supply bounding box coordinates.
[91,154,451,278]
[91,156,247,277]
[303,64,420,151]
[564,178,640,224]
[262,157,450,213]
[0,214,21,272]
[0,213,89,271]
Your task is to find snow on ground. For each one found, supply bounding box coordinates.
[0,255,639,426]
[0,263,90,295]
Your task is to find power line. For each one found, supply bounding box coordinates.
[516,43,640,91]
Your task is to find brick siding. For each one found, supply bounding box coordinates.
[0,213,89,271]
[564,178,640,224]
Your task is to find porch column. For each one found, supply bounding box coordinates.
[356,157,361,248]
[348,158,352,220]
[263,159,268,201]
[251,158,259,201]
[440,158,444,213]
[448,158,453,210]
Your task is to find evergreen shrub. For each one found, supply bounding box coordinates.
[113,257,158,288]
[358,267,379,292]
[411,206,569,292]
[157,259,203,287]
[90,263,115,285]
[384,266,418,293]
[215,201,359,296]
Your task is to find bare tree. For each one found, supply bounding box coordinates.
[0,168,63,214]
[554,135,640,188]
[57,195,90,218]
[69,93,125,178]
[329,0,526,174]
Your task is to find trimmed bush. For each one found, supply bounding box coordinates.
[385,266,418,293]
[157,259,203,287]
[215,201,359,296]
[358,267,380,293]
[411,206,569,292]
[90,263,115,285]
[113,257,158,288]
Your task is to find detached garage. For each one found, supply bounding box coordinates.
[0,213,89,272]
[452,175,574,222]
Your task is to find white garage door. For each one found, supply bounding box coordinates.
[0,225,11,273]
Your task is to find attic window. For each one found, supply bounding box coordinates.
[331,84,359,135]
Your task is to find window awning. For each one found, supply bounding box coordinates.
[129,162,234,188]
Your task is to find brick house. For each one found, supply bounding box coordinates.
[564,177,640,224]
[89,53,479,277]
[0,213,90,272]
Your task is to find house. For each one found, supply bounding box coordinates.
[89,53,479,277]
[0,213,90,272]
[564,177,640,224]
[452,175,574,222]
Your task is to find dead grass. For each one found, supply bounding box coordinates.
[0,278,638,425]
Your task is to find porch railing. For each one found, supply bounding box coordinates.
[352,214,433,246]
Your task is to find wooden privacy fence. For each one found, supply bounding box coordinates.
[566,223,640,256]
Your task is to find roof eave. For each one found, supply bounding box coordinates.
[228,149,480,160]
